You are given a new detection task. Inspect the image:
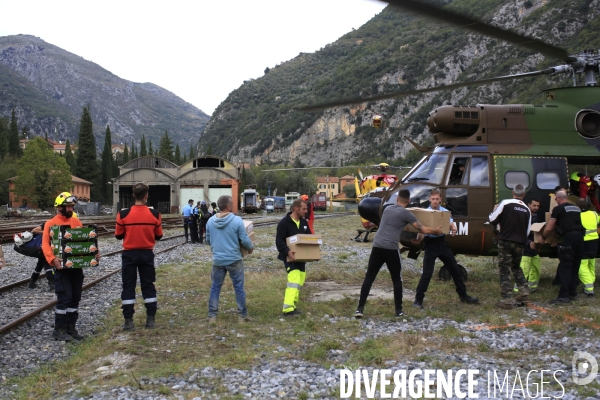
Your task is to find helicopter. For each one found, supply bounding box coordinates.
[299,0,600,275]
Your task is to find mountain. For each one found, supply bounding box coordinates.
[0,34,209,151]
[200,0,600,166]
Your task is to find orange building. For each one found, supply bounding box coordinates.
[7,175,92,209]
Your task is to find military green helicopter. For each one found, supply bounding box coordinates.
[299,0,600,279]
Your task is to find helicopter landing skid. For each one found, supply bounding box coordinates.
[352,228,377,242]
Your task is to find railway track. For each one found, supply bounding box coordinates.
[0,212,354,335]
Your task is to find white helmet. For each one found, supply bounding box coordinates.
[594,174,600,187]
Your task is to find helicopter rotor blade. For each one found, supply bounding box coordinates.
[298,67,561,112]
[382,0,569,62]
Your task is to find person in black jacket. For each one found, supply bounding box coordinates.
[515,198,541,293]
[276,199,312,316]
[489,183,531,309]
[543,190,584,304]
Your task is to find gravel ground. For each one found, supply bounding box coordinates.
[2,223,600,399]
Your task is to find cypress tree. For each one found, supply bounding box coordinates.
[123,143,129,164]
[8,109,22,157]
[174,144,181,164]
[101,125,113,203]
[64,139,76,173]
[0,117,8,159]
[148,139,154,156]
[130,139,137,159]
[189,144,195,160]
[75,106,99,198]
[183,153,187,163]
[140,134,148,157]
[158,130,174,161]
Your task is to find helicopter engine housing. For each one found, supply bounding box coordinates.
[575,109,600,138]
[427,106,480,136]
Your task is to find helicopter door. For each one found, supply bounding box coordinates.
[444,154,492,219]
[493,156,568,216]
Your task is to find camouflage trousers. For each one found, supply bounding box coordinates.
[497,240,529,298]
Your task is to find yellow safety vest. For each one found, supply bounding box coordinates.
[581,210,600,241]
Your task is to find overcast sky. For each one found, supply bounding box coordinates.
[0,0,386,115]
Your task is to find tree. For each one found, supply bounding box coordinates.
[8,109,22,157]
[64,139,76,174]
[189,144,195,160]
[343,183,357,198]
[74,106,99,199]
[122,143,129,164]
[0,117,8,159]
[206,143,212,155]
[101,125,113,203]
[183,153,187,163]
[140,134,148,157]
[0,155,19,204]
[21,126,28,140]
[148,139,154,156]
[174,144,181,164]
[13,137,73,210]
[158,130,174,161]
[130,139,138,159]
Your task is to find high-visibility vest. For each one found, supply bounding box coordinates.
[581,210,600,241]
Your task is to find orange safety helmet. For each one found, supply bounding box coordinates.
[301,194,309,201]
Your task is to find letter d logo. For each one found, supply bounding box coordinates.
[572,351,598,385]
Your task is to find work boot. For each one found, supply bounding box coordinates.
[145,315,155,329]
[66,324,85,341]
[460,295,479,304]
[496,297,516,310]
[123,318,135,331]
[238,314,252,323]
[28,272,40,289]
[515,293,530,303]
[52,326,73,341]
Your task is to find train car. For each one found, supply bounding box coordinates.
[241,189,259,214]
[311,193,327,211]
[264,196,286,213]
[284,192,300,207]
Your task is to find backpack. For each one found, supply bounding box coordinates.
[14,233,43,258]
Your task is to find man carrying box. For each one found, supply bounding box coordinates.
[489,183,531,309]
[354,189,442,319]
[276,198,313,317]
[411,188,479,309]
[514,198,541,293]
[41,192,87,341]
[206,195,254,324]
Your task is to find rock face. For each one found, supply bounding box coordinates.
[200,0,600,166]
[0,34,209,150]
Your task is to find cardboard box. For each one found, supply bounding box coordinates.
[62,242,98,256]
[242,220,253,234]
[63,255,99,269]
[545,212,551,223]
[404,208,451,234]
[61,227,97,241]
[530,222,559,245]
[241,231,255,258]
[286,234,322,262]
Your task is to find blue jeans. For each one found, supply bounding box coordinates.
[208,260,247,317]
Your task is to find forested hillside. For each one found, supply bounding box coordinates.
[0,35,209,151]
[200,0,600,166]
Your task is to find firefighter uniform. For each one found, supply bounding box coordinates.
[579,209,599,296]
[276,212,312,315]
[41,193,85,341]
[115,205,163,327]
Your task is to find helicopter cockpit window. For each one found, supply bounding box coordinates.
[404,153,448,185]
[469,156,490,186]
[448,157,469,186]
[505,171,530,189]
[384,184,432,209]
[536,172,560,190]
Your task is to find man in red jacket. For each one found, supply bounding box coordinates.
[115,183,163,330]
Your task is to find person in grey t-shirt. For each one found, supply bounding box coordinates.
[354,189,442,318]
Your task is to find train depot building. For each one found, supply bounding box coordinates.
[112,155,240,214]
